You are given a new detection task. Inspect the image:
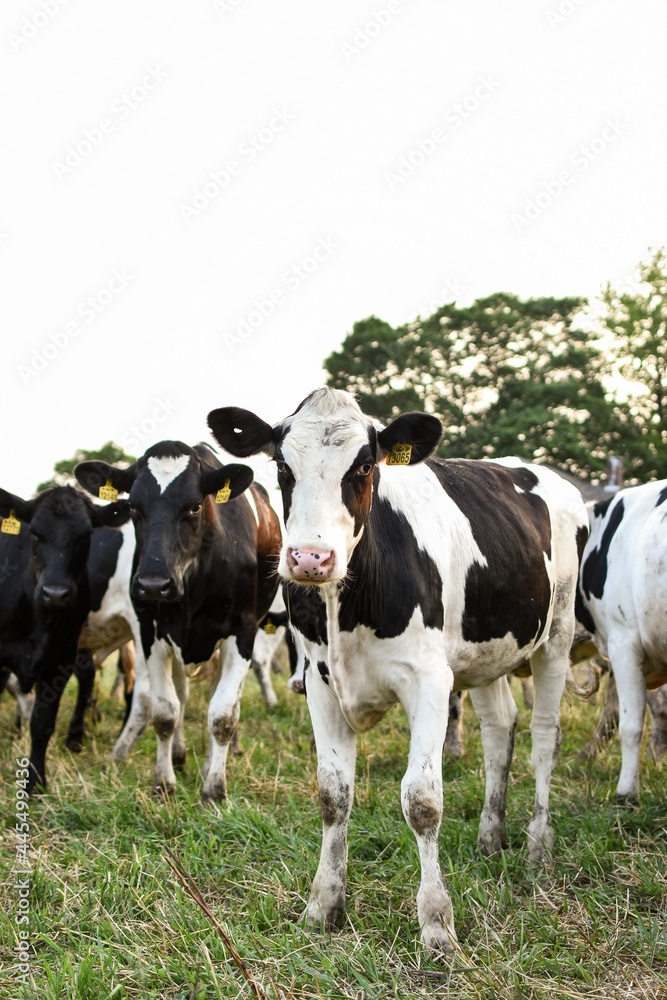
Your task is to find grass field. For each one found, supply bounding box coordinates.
[1,658,666,1000]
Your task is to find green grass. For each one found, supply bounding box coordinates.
[1,663,666,999]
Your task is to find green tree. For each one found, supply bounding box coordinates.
[36,442,135,494]
[324,293,629,480]
[599,247,667,479]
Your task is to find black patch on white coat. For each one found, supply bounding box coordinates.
[428,460,553,648]
[581,497,625,602]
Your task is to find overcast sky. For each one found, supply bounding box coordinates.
[1,0,665,498]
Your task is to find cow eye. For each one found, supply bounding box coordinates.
[275,460,292,477]
[186,503,202,516]
[129,504,142,518]
[356,462,374,477]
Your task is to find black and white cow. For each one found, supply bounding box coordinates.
[0,486,130,794]
[75,441,282,800]
[207,388,587,954]
[576,480,667,803]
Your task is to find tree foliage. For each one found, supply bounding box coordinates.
[324,293,639,481]
[36,442,135,494]
[598,247,667,479]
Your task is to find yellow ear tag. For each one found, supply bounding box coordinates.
[215,479,232,504]
[1,509,21,535]
[263,621,277,635]
[99,481,119,502]
[386,443,413,466]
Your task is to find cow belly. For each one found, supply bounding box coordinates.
[448,632,541,690]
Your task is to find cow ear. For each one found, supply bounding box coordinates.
[201,463,254,501]
[75,461,136,498]
[90,499,132,529]
[0,488,34,523]
[376,413,442,465]
[207,407,278,457]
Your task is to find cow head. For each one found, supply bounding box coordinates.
[75,442,253,604]
[208,388,442,585]
[0,485,130,608]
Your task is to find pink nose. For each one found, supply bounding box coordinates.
[287,547,335,582]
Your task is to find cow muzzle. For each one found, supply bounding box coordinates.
[39,584,75,607]
[132,574,179,603]
[286,546,336,583]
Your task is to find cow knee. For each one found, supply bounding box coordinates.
[403,784,442,838]
[317,768,351,827]
[209,713,237,746]
[152,704,178,740]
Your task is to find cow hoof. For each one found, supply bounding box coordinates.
[201,787,227,806]
[614,793,639,808]
[300,901,345,932]
[66,737,84,754]
[172,750,187,771]
[152,780,175,798]
[421,923,458,958]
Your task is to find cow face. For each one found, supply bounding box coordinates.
[208,389,442,585]
[75,442,253,604]
[0,486,130,608]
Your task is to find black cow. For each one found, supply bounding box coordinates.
[75,441,282,800]
[0,486,130,794]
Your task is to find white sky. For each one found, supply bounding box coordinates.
[1,0,666,498]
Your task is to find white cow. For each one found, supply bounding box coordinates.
[576,480,667,801]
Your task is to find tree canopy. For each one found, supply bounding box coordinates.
[324,291,650,481]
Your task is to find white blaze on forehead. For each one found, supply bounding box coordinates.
[147,454,191,493]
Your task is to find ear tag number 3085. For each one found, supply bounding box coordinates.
[386,443,412,466]
[99,481,119,502]
[1,509,21,535]
[215,480,232,504]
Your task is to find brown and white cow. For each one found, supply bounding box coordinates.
[208,388,587,954]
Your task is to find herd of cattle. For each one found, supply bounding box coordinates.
[1,387,665,955]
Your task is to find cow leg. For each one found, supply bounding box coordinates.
[647,685,667,762]
[202,637,251,802]
[444,690,465,758]
[578,670,619,761]
[397,666,457,955]
[171,666,189,769]
[469,676,518,856]
[28,663,74,795]
[66,649,95,752]
[251,653,278,710]
[608,635,646,804]
[144,641,180,795]
[110,646,151,760]
[5,671,34,730]
[526,643,568,862]
[301,661,356,932]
